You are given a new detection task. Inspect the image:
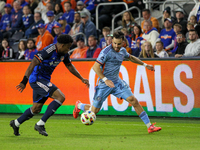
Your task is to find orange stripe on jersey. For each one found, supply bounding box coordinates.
[161,36,172,39]
[96,60,103,65]
[34,55,42,63]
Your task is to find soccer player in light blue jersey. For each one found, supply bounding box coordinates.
[73,31,162,133]
[10,34,90,136]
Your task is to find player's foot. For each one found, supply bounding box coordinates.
[10,120,20,136]
[73,100,81,119]
[148,123,162,133]
[34,124,48,136]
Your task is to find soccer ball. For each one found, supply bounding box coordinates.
[80,110,96,125]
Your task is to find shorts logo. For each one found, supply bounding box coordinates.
[96,96,101,101]
[47,82,52,87]
[36,82,49,92]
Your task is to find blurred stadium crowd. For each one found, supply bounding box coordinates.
[0,0,200,60]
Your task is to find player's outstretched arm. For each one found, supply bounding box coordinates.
[92,62,115,88]
[128,55,155,71]
[16,57,40,93]
[65,63,89,88]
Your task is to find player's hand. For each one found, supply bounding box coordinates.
[16,83,26,93]
[82,78,90,88]
[146,65,155,71]
[105,80,115,88]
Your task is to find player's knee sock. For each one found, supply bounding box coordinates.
[139,111,151,128]
[40,99,62,124]
[79,103,86,111]
[16,108,34,127]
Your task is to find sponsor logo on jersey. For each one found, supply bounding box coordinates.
[47,82,53,87]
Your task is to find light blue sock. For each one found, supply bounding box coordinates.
[80,104,86,111]
[139,111,151,126]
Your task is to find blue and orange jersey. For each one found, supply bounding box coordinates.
[22,14,34,28]
[96,44,130,84]
[29,44,71,83]
[159,28,176,48]
[24,49,38,60]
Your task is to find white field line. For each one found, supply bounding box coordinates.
[0,120,200,128]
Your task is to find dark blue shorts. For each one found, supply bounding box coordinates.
[30,79,58,103]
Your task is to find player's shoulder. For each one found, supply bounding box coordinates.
[101,44,113,55]
[43,44,57,54]
[120,47,127,52]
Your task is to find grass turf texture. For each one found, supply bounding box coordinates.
[0,114,200,150]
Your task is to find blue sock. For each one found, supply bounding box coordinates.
[80,104,86,111]
[41,100,62,123]
[139,111,150,125]
[17,108,34,124]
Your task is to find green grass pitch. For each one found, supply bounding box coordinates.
[0,114,200,150]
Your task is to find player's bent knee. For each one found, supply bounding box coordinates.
[126,96,139,106]
[91,106,100,114]
[56,95,65,103]
[60,96,65,103]
[31,107,42,114]
[52,89,65,103]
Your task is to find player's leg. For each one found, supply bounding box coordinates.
[73,86,111,118]
[73,100,91,118]
[74,102,101,115]
[9,101,45,136]
[35,89,65,136]
[9,82,47,136]
[126,96,161,133]
[114,80,161,133]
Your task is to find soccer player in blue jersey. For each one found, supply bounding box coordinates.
[10,34,89,136]
[73,30,162,133]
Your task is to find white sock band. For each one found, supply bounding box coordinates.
[146,122,151,128]
[89,106,92,111]
[37,119,45,126]
[14,119,20,127]
[55,99,62,105]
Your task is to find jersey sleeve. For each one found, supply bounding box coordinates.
[63,53,71,66]
[34,50,50,63]
[96,49,108,65]
[34,45,55,62]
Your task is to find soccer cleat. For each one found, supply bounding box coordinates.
[148,122,162,133]
[34,124,48,136]
[73,100,81,119]
[10,120,20,136]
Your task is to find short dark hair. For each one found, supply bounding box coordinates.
[189,29,197,34]
[88,35,96,40]
[64,2,72,6]
[57,34,73,44]
[177,32,185,38]
[113,30,125,40]
[35,12,41,17]
[156,41,164,46]
[142,9,151,14]
[74,11,80,16]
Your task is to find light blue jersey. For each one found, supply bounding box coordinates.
[93,44,132,108]
[96,44,130,84]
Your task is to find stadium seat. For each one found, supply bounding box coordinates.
[12,42,19,57]
[11,31,24,42]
